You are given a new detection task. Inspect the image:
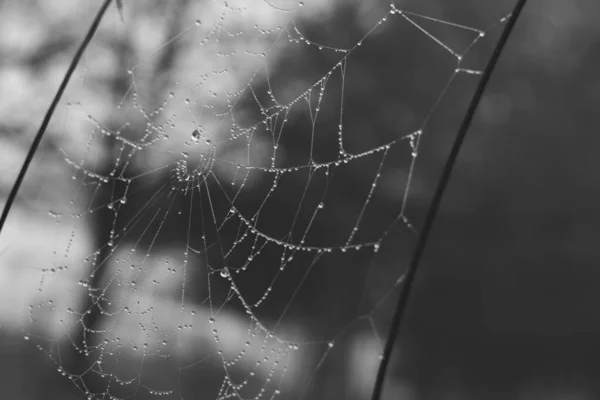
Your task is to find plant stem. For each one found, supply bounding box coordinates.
[370,1,529,399]
[0,0,113,238]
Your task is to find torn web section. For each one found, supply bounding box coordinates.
[16,1,514,400]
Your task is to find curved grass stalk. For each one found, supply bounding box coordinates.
[0,0,113,237]
[370,1,529,399]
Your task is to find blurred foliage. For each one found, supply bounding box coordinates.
[1,0,600,399]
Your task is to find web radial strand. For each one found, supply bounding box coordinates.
[13,1,517,399]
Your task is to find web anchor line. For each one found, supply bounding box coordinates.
[370,1,529,399]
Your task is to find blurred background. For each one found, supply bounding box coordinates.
[1,0,600,399]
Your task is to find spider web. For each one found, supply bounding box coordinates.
[20,1,511,399]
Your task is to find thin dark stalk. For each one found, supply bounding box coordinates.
[370,1,529,399]
[0,0,113,238]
